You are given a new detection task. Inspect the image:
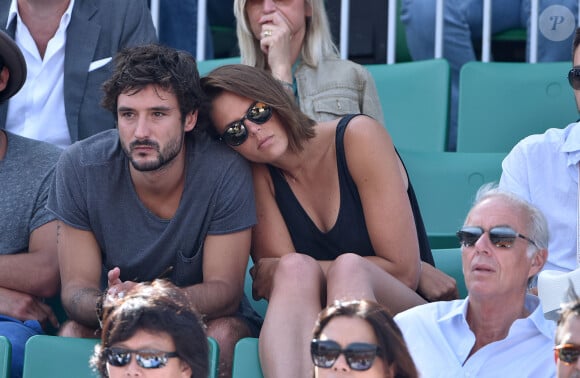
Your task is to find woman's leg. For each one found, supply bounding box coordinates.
[325,253,426,315]
[258,253,325,378]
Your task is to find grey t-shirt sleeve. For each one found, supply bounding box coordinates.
[29,166,58,233]
[207,154,257,235]
[47,148,91,231]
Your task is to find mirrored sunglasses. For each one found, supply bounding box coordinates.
[105,347,179,369]
[456,226,538,249]
[310,339,380,371]
[568,68,580,90]
[219,101,272,146]
[555,343,580,365]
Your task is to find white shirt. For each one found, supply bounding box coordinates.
[500,123,580,272]
[394,295,556,378]
[5,0,75,148]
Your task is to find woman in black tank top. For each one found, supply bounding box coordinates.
[201,64,457,378]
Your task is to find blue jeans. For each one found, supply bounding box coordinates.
[0,315,44,378]
[401,0,578,150]
[158,0,214,59]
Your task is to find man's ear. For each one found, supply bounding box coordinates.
[184,110,198,132]
[529,248,548,276]
[0,67,9,92]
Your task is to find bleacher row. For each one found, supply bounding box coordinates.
[1,57,574,378]
[0,247,465,378]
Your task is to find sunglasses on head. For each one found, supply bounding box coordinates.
[105,347,179,369]
[456,226,538,249]
[219,101,272,146]
[311,339,380,371]
[555,344,580,365]
[568,68,580,90]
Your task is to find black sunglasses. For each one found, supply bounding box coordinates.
[456,226,538,249]
[105,347,179,369]
[555,344,580,365]
[219,101,272,146]
[568,68,580,90]
[311,339,380,371]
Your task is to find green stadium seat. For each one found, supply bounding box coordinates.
[365,59,450,152]
[0,336,10,378]
[232,337,263,378]
[431,248,467,298]
[22,335,219,378]
[197,56,241,76]
[245,259,268,319]
[457,61,577,152]
[22,335,99,378]
[399,150,505,249]
[207,337,220,378]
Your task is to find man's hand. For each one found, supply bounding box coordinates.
[0,287,59,330]
[106,267,137,298]
[417,262,459,302]
[250,257,280,301]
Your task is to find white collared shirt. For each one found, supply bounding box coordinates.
[500,122,580,272]
[394,295,556,378]
[5,0,75,148]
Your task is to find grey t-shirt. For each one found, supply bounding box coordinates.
[47,129,257,286]
[0,132,62,255]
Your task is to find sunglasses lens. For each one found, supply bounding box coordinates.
[247,102,272,124]
[106,348,131,367]
[311,340,340,368]
[344,343,379,371]
[457,227,482,247]
[488,227,517,248]
[559,347,580,364]
[136,353,168,369]
[222,122,248,146]
[569,69,580,90]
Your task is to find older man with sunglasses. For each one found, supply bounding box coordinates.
[395,185,556,377]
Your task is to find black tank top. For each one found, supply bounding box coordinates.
[268,114,434,265]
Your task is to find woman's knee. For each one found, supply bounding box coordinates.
[327,253,367,282]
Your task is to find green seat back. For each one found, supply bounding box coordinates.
[207,337,220,378]
[365,59,450,152]
[23,335,219,378]
[399,150,505,249]
[232,337,263,378]
[0,336,10,378]
[245,259,268,319]
[23,335,99,378]
[197,56,241,76]
[431,248,467,298]
[457,61,577,152]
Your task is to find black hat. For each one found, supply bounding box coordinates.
[0,30,26,102]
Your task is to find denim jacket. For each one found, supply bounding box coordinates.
[294,57,384,125]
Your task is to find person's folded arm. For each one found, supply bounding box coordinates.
[345,116,421,289]
[0,220,59,298]
[181,229,252,319]
[57,221,103,329]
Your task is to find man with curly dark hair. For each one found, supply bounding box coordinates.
[47,44,260,378]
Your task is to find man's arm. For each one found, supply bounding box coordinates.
[57,221,103,329]
[181,229,251,319]
[0,221,59,298]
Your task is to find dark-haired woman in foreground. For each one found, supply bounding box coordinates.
[311,299,417,377]
[91,280,209,378]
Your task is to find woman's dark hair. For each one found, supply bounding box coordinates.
[200,64,316,152]
[91,279,209,377]
[312,299,418,378]
[101,44,205,129]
